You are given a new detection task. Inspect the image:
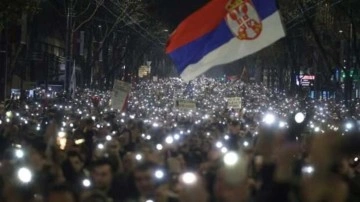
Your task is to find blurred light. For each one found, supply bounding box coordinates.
[223,151,239,167]
[91,116,96,121]
[97,144,104,150]
[224,135,229,140]
[345,122,353,130]
[354,157,359,162]
[216,141,223,148]
[17,167,32,183]
[165,136,174,144]
[156,144,163,151]
[106,135,112,141]
[135,154,142,161]
[263,113,276,125]
[82,179,91,187]
[146,135,152,140]
[243,141,249,147]
[153,123,159,128]
[58,132,66,138]
[302,165,315,175]
[314,127,320,132]
[221,147,228,153]
[75,139,85,145]
[59,138,67,150]
[174,134,180,140]
[279,121,286,128]
[294,112,305,123]
[181,172,197,185]
[154,170,164,179]
[6,111,12,118]
[15,149,24,159]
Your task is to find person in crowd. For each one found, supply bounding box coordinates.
[0,77,359,202]
[124,162,158,202]
[227,120,243,151]
[90,158,128,201]
[45,184,79,202]
[62,151,88,190]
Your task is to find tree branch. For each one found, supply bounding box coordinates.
[72,0,92,17]
[73,0,104,32]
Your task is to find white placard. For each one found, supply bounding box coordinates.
[111,80,131,110]
[225,97,242,109]
[175,99,197,110]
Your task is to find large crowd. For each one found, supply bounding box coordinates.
[0,77,359,202]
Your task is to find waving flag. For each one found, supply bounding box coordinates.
[166,0,285,81]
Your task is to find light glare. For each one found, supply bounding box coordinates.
[223,151,239,166]
[17,167,32,183]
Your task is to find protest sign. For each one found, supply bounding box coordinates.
[225,97,242,109]
[175,99,197,110]
[111,80,131,110]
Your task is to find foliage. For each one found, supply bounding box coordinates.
[0,0,40,30]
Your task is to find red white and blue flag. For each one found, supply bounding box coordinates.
[166,0,285,81]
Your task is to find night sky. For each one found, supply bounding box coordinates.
[146,0,209,27]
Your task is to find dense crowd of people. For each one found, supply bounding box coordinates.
[0,77,359,202]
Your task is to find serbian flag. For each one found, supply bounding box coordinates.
[166,0,285,81]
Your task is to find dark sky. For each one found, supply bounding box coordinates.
[146,0,209,27]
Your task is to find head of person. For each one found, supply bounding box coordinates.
[106,139,121,157]
[84,119,95,132]
[67,151,84,173]
[91,158,115,191]
[45,184,79,202]
[123,153,136,173]
[133,162,157,197]
[214,167,250,202]
[228,121,241,135]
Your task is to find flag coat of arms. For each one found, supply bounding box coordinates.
[166,0,285,81]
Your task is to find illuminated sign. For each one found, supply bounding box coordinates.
[296,75,315,87]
